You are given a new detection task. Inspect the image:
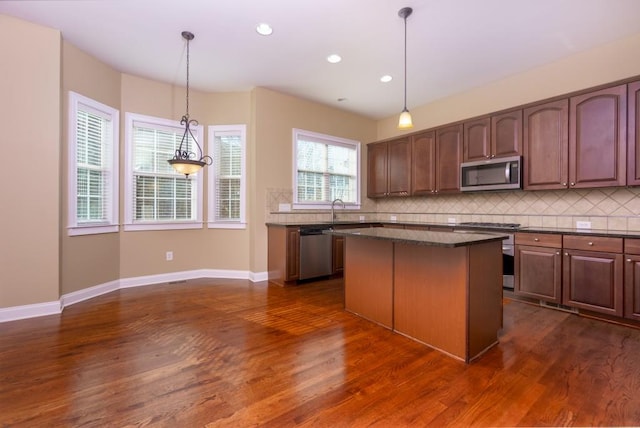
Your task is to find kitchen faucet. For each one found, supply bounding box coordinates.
[331,198,345,223]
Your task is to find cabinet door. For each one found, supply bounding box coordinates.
[523,100,569,190]
[285,227,300,281]
[435,124,463,193]
[387,138,411,196]
[515,245,562,303]
[332,235,345,274]
[463,117,490,161]
[624,255,640,321]
[367,142,388,197]
[628,81,640,185]
[569,85,626,188]
[562,249,623,316]
[492,109,522,158]
[411,131,436,195]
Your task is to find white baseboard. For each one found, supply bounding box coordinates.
[1,269,269,323]
[0,301,61,323]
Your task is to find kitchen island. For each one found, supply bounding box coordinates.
[327,227,508,363]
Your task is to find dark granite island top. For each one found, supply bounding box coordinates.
[325,227,509,248]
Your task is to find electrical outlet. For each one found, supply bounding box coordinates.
[576,221,591,229]
[390,215,397,222]
[447,217,456,224]
[166,251,173,261]
[359,215,365,222]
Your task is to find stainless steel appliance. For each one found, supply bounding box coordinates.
[460,155,522,192]
[299,226,333,280]
[459,222,518,289]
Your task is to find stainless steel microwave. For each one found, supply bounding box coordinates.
[460,156,522,192]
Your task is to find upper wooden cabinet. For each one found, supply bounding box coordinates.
[463,117,490,161]
[412,126,462,195]
[464,110,522,162]
[435,124,463,194]
[523,99,569,190]
[569,84,626,188]
[492,110,523,159]
[411,131,436,195]
[367,138,411,198]
[628,81,640,185]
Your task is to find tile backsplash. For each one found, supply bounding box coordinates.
[266,187,640,232]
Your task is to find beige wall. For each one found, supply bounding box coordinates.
[60,41,122,294]
[377,32,640,140]
[0,15,61,308]
[119,75,253,278]
[251,87,377,272]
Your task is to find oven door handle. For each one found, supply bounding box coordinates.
[505,163,510,183]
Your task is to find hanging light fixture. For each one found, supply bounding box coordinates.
[168,31,212,177]
[397,7,413,130]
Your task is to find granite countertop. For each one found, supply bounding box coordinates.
[324,227,508,248]
[266,221,640,239]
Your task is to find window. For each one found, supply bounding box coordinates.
[208,125,246,229]
[68,92,119,236]
[124,113,203,231]
[293,128,360,209]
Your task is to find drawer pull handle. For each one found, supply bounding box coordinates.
[534,238,540,242]
[588,242,594,246]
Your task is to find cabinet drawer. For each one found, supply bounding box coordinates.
[563,235,622,253]
[625,238,640,255]
[515,232,561,248]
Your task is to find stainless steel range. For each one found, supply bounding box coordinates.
[459,222,519,289]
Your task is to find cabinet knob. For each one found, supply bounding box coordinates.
[564,252,569,256]
[562,182,567,186]
[628,259,633,262]
[588,242,593,246]
[570,182,576,186]
[490,154,495,158]
[434,190,438,193]
[534,238,540,242]
[556,251,560,255]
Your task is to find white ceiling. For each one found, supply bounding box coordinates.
[2,0,640,120]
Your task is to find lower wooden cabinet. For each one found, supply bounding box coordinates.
[624,238,640,321]
[332,235,345,274]
[624,255,640,321]
[267,226,300,285]
[562,236,623,317]
[515,233,562,303]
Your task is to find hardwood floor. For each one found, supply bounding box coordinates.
[2,278,640,427]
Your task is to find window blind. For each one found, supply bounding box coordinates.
[131,121,196,222]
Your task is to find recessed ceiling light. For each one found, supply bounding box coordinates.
[327,54,342,64]
[380,75,393,83]
[256,23,273,36]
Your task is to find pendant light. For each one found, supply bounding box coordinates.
[168,31,212,177]
[397,7,413,130]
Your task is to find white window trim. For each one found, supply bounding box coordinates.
[208,124,247,229]
[124,112,204,232]
[67,91,119,236]
[292,128,361,210]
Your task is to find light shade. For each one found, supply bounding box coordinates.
[398,108,413,129]
[168,159,205,176]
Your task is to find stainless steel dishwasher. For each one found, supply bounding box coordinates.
[299,226,333,280]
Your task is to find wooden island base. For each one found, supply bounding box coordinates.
[344,234,503,363]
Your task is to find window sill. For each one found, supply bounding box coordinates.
[68,224,119,236]
[124,222,203,232]
[208,222,247,230]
